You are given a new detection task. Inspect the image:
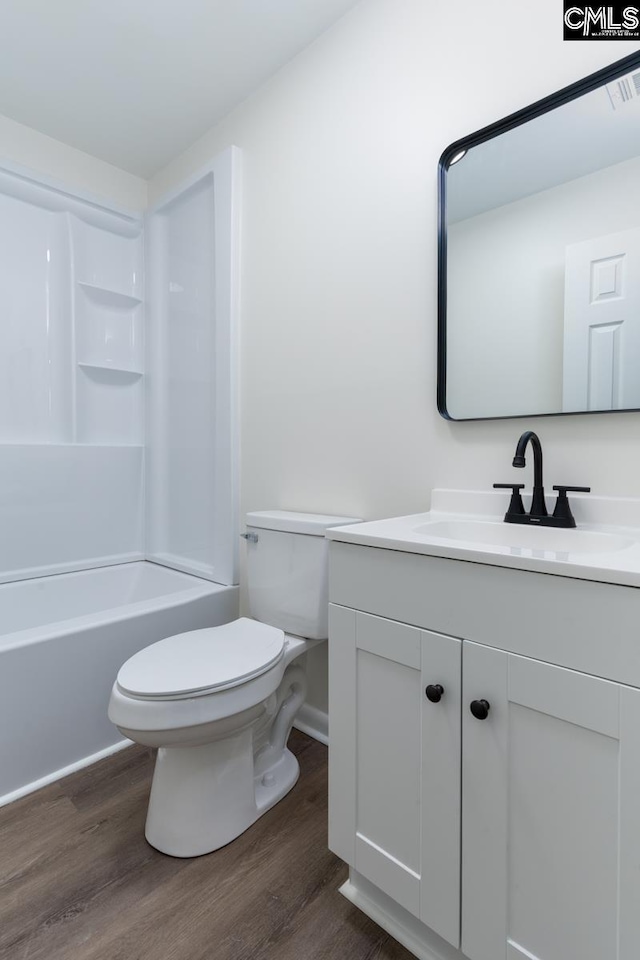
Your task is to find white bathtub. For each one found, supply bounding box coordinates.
[0,561,238,805]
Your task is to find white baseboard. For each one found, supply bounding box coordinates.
[3,705,327,811]
[339,870,462,960]
[0,738,134,809]
[293,703,328,745]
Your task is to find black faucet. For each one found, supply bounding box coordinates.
[513,430,547,518]
[494,431,590,528]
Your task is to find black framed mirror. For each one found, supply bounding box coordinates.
[438,51,640,421]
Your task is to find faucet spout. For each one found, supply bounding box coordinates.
[513,431,547,518]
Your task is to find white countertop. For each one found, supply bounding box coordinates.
[327,489,640,589]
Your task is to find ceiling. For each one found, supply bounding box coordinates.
[0,0,361,178]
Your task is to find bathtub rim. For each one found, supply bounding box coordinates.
[0,561,238,653]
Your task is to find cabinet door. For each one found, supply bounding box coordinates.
[462,641,640,960]
[328,605,461,947]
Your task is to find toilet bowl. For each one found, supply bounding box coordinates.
[108,510,359,857]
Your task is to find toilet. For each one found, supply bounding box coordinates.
[108,510,359,858]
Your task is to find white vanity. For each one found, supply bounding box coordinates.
[327,490,640,960]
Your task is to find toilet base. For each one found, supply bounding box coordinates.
[255,746,299,814]
[138,657,310,858]
[144,733,300,858]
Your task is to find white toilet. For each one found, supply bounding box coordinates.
[108,510,358,858]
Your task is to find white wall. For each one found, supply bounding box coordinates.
[447,154,640,419]
[151,0,640,513]
[0,113,147,212]
[149,0,640,712]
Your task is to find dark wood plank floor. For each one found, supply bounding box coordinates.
[0,731,414,960]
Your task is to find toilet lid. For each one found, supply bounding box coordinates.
[116,618,285,700]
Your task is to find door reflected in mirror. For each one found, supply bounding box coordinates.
[439,52,640,421]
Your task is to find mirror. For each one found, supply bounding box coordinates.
[439,51,640,421]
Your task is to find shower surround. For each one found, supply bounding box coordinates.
[0,168,145,581]
[0,150,240,802]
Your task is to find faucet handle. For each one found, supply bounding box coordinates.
[552,485,591,527]
[552,485,591,494]
[493,483,526,518]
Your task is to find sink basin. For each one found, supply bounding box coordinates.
[413,519,634,555]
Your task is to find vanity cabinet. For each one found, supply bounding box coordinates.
[461,641,640,960]
[328,605,461,947]
[328,541,640,960]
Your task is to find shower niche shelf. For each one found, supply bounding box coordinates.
[78,362,143,379]
[70,217,144,446]
[77,282,143,310]
[76,362,143,445]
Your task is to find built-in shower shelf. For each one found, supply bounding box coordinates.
[77,281,142,310]
[78,362,143,379]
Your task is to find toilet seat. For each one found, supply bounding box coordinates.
[116,618,285,701]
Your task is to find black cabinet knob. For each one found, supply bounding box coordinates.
[470,699,490,720]
[425,684,444,703]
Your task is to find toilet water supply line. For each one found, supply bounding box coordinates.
[254,664,307,776]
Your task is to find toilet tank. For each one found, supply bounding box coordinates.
[245,511,361,639]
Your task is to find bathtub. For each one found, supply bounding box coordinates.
[0,561,238,806]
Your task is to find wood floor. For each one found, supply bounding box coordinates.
[0,731,415,960]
